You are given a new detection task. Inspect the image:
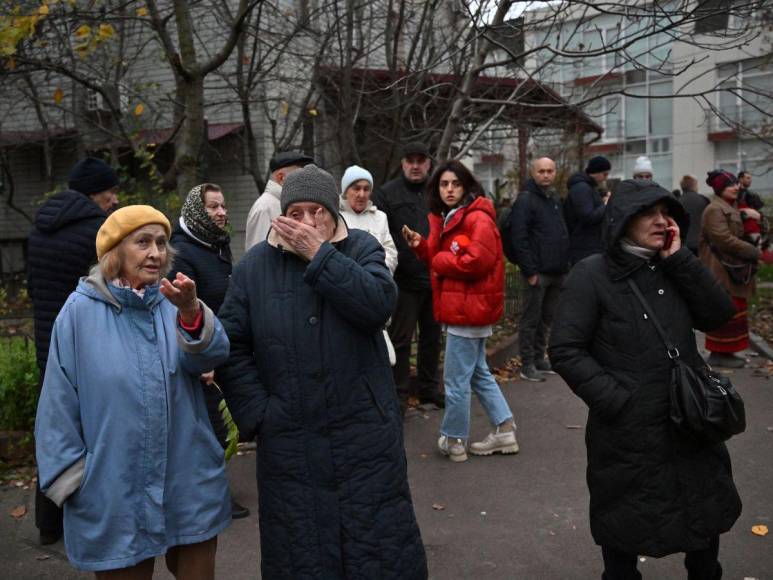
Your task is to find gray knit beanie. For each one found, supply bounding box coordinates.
[281,164,339,218]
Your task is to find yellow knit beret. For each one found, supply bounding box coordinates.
[96,205,172,260]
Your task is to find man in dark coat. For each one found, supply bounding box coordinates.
[506,157,569,382]
[549,179,741,579]
[371,142,443,408]
[217,165,427,579]
[27,156,119,545]
[678,174,709,255]
[564,155,612,265]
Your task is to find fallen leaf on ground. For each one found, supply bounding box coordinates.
[565,425,583,429]
[36,555,50,561]
[432,503,445,511]
[9,505,26,519]
[751,525,768,536]
[419,454,428,459]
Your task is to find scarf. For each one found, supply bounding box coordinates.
[620,237,658,260]
[181,185,230,248]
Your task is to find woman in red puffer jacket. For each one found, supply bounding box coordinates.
[402,160,517,464]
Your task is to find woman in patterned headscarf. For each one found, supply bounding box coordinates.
[167,183,250,519]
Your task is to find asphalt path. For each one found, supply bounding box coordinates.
[3,357,772,579]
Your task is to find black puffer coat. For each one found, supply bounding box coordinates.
[27,190,106,371]
[548,181,741,557]
[564,171,606,264]
[371,175,431,291]
[507,179,569,276]
[216,227,427,579]
[168,223,232,314]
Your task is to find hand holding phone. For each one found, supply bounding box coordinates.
[663,229,674,251]
[660,217,681,257]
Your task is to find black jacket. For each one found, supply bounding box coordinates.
[168,224,232,314]
[564,172,606,264]
[371,174,430,290]
[27,190,106,371]
[549,182,741,557]
[216,230,427,579]
[679,189,709,255]
[507,179,569,277]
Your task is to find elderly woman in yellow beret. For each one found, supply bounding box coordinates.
[35,205,231,579]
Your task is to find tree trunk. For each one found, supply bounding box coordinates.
[175,75,206,197]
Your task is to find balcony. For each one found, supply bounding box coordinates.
[708,105,770,141]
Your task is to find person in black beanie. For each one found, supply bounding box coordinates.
[372,142,444,410]
[27,156,120,545]
[564,155,612,265]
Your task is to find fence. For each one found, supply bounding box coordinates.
[504,265,525,320]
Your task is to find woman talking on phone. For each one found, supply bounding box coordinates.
[549,180,741,579]
[402,160,517,463]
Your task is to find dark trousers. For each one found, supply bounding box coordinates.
[388,286,441,399]
[35,371,63,536]
[601,537,722,580]
[518,273,564,366]
[35,480,63,535]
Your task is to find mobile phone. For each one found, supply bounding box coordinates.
[663,230,674,250]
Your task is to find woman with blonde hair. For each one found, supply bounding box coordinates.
[35,205,231,578]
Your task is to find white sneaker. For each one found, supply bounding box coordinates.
[438,435,468,462]
[469,427,519,456]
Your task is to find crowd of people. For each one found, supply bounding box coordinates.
[27,146,770,579]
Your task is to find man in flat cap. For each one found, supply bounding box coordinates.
[372,142,444,410]
[245,150,314,250]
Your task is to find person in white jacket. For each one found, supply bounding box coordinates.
[245,151,313,250]
[339,165,398,273]
[340,165,398,364]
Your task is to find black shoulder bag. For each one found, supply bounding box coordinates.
[627,278,746,444]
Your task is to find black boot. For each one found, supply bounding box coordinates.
[231,498,250,519]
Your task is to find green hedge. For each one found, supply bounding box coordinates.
[0,338,40,432]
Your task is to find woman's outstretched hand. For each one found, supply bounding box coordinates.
[161,272,200,324]
[659,217,682,259]
[402,225,421,248]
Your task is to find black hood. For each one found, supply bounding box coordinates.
[604,179,689,252]
[34,189,105,233]
[567,171,597,189]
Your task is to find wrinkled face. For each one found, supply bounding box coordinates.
[625,202,670,251]
[90,186,119,213]
[531,158,556,188]
[118,224,168,289]
[739,174,752,188]
[285,202,336,241]
[401,154,431,183]
[589,171,610,186]
[344,180,372,214]
[439,170,464,209]
[204,190,227,228]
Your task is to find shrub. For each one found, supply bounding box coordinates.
[0,338,40,432]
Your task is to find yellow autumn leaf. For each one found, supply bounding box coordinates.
[279,101,289,116]
[307,108,318,117]
[53,86,63,103]
[97,23,114,40]
[38,4,50,15]
[136,7,149,17]
[75,24,90,38]
[134,103,144,116]
[752,525,769,536]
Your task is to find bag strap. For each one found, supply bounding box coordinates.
[626,278,681,362]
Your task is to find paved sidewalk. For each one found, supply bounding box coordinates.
[4,355,772,579]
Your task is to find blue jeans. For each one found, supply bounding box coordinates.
[440,334,513,440]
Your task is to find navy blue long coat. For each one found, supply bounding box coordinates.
[216,227,427,580]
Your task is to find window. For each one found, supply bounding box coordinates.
[715,57,773,131]
[694,0,732,34]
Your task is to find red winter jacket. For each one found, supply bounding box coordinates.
[414,196,504,326]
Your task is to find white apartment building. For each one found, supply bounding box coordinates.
[522,2,771,195]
